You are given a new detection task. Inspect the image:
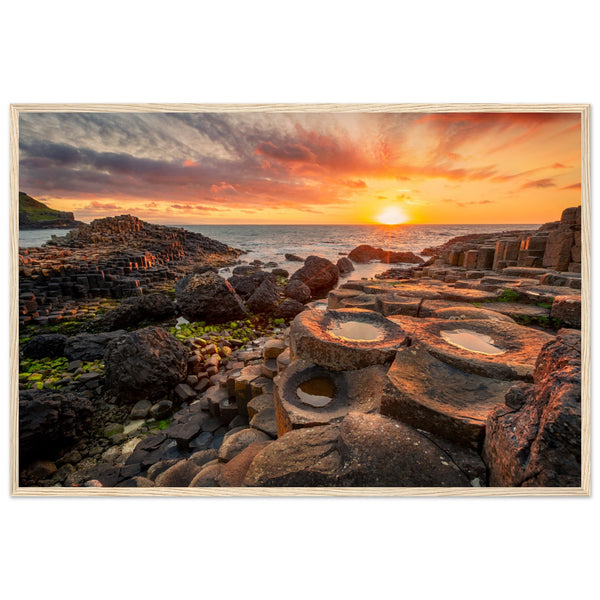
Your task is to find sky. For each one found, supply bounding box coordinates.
[19,111,582,225]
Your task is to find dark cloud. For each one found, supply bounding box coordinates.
[560,182,581,190]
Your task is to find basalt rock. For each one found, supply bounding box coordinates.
[283,279,312,304]
[97,294,175,331]
[483,329,582,487]
[176,271,248,323]
[243,412,472,487]
[247,277,281,314]
[336,257,355,274]
[22,334,68,359]
[274,298,305,320]
[104,326,188,402]
[289,256,339,297]
[19,389,94,463]
[64,330,127,361]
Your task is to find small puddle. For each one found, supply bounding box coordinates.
[329,320,384,342]
[297,377,336,408]
[440,329,505,355]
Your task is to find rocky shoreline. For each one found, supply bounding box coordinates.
[17,207,582,489]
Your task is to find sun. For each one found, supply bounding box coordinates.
[376,206,409,225]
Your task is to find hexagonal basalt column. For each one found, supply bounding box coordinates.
[290,308,408,371]
[380,343,513,448]
[410,318,553,381]
[273,358,387,436]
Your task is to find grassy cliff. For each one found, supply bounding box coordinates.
[19,192,82,229]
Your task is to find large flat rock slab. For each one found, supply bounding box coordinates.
[290,307,407,370]
[243,412,474,487]
[410,318,553,381]
[380,344,512,448]
[273,359,386,436]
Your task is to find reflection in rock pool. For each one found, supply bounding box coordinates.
[329,320,384,342]
[440,329,505,355]
[296,377,336,408]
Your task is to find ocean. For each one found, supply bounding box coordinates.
[19,223,539,281]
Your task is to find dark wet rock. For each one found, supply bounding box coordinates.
[227,274,258,299]
[130,399,152,420]
[154,459,203,487]
[65,330,127,361]
[164,419,204,449]
[189,431,213,451]
[97,294,175,331]
[247,277,281,314]
[22,334,68,359]
[504,382,534,410]
[272,268,289,278]
[262,339,287,360]
[483,329,581,487]
[176,271,248,323]
[289,256,339,297]
[19,389,93,462]
[244,412,471,487]
[275,298,305,320]
[336,257,354,274]
[150,399,173,420]
[285,253,304,262]
[146,459,180,481]
[218,427,271,462]
[216,441,272,487]
[283,279,312,304]
[104,326,188,402]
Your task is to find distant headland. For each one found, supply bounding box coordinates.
[19,192,85,230]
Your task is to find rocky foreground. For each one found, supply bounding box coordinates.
[18,207,582,489]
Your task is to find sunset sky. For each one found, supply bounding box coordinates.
[19,111,581,225]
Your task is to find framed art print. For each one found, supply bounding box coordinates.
[9,103,590,496]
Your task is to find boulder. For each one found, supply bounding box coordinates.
[289,256,339,297]
[483,329,582,487]
[348,244,382,263]
[64,330,126,361]
[244,412,472,487]
[104,326,188,402]
[154,459,203,487]
[336,257,354,274]
[19,389,93,462]
[97,294,175,331]
[215,441,272,487]
[272,268,289,278]
[22,334,67,359]
[274,298,305,320]
[176,271,247,323]
[380,250,424,264]
[283,279,312,304]
[285,253,304,262]
[227,274,258,299]
[188,460,222,486]
[247,277,281,314]
[218,427,271,462]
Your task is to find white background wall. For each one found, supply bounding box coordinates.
[1,2,597,599]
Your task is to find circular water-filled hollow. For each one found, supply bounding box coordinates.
[273,359,386,436]
[411,318,554,381]
[296,377,336,408]
[290,307,408,370]
[440,329,505,355]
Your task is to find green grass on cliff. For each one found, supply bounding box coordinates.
[19,192,66,223]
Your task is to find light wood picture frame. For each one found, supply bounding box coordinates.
[9,103,591,497]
